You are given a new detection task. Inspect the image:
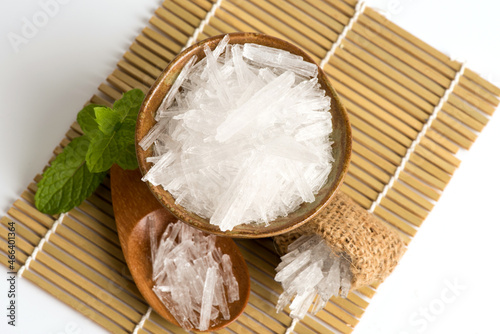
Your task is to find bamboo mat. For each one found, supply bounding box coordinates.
[1,0,498,333]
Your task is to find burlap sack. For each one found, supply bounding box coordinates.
[274,192,406,290]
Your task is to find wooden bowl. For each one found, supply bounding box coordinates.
[136,32,352,238]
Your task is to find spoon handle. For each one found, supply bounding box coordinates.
[110,165,166,255]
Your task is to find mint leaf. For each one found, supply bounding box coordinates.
[86,130,120,173]
[94,107,121,135]
[86,89,144,172]
[35,136,107,214]
[115,119,138,170]
[113,89,144,121]
[76,104,100,135]
[35,89,144,215]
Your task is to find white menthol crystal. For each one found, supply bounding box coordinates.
[275,235,352,320]
[150,218,240,330]
[141,34,334,231]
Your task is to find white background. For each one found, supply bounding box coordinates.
[0,0,499,333]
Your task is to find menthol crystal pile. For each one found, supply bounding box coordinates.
[150,220,239,331]
[275,235,352,320]
[141,35,334,231]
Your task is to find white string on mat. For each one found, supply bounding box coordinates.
[132,307,152,334]
[368,61,467,213]
[133,4,221,328]
[17,213,65,277]
[284,3,366,333]
[286,318,299,334]
[182,0,223,51]
[319,1,366,69]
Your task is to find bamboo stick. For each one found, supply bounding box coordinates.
[107,74,133,94]
[189,0,214,11]
[391,181,434,211]
[447,94,489,125]
[352,130,401,167]
[346,29,445,96]
[247,0,332,49]
[363,7,459,71]
[344,174,378,200]
[355,18,451,88]
[297,0,349,28]
[56,222,127,274]
[136,34,176,63]
[47,232,143,299]
[23,268,129,334]
[123,52,162,79]
[206,14,240,35]
[12,199,54,228]
[323,302,359,327]
[413,145,456,175]
[171,0,207,19]
[330,76,419,139]
[380,197,424,227]
[426,130,459,154]
[90,94,113,107]
[235,313,274,334]
[335,46,434,111]
[41,241,147,313]
[86,193,115,218]
[77,201,117,232]
[341,184,372,209]
[454,84,496,115]
[349,112,407,156]
[117,60,156,86]
[0,226,32,259]
[331,55,430,121]
[130,43,169,70]
[149,16,188,47]
[61,215,124,262]
[315,309,353,333]
[7,208,47,237]
[409,153,451,184]
[29,260,136,332]
[442,102,484,132]
[142,318,171,334]
[142,27,182,57]
[341,38,440,105]
[2,216,40,246]
[358,12,455,79]
[342,97,412,147]
[464,68,500,96]
[110,70,149,94]
[405,162,446,191]
[243,303,286,333]
[35,250,142,323]
[373,206,417,237]
[266,0,338,42]
[222,0,323,63]
[67,209,120,246]
[155,7,196,36]
[98,83,122,101]
[348,159,387,190]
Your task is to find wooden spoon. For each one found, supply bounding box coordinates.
[110,165,250,331]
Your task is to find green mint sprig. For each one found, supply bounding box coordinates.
[35,89,145,215]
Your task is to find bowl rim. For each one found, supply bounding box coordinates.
[136,32,352,238]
